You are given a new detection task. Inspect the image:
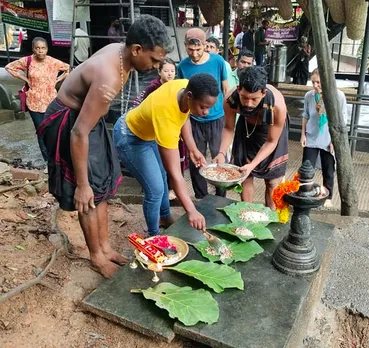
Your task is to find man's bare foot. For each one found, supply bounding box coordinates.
[103,247,129,265]
[90,257,120,278]
[159,216,175,229]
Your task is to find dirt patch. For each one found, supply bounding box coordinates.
[0,183,205,348]
[336,310,369,348]
[303,297,369,348]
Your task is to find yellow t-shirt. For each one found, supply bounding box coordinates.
[126,79,190,149]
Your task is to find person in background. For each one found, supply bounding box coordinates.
[228,31,235,53]
[300,68,347,208]
[205,36,232,82]
[114,74,219,237]
[5,37,70,163]
[228,31,238,68]
[108,17,121,43]
[292,36,311,85]
[234,25,247,50]
[38,15,173,278]
[254,20,269,66]
[228,49,254,90]
[131,58,187,201]
[132,58,175,108]
[74,24,90,66]
[182,18,193,27]
[178,28,228,199]
[242,23,254,52]
[214,67,289,209]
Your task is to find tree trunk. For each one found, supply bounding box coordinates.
[309,0,358,216]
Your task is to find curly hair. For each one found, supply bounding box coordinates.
[186,73,219,100]
[126,15,173,53]
[239,66,268,92]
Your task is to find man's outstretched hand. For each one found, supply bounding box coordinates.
[189,149,206,168]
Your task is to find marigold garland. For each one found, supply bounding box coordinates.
[272,173,300,223]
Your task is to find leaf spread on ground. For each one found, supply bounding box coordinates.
[208,222,274,242]
[192,239,264,264]
[167,260,244,293]
[217,202,278,226]
[134,282,219,326]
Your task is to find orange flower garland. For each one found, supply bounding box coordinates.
[272,173,300,223]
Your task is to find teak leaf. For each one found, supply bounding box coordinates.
[135,282,219,326]
[192,239,264,265]
[217,202,278,226]
[208,222,274,242]
[167,260,244,293]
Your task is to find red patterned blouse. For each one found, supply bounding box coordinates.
[6,55,70,112]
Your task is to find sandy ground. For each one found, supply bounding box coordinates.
[0,176,205,348]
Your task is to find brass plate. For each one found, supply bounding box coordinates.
[134,236,189,267]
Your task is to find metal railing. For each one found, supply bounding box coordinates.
[330,42,365,74]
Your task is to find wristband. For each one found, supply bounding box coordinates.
[219,151,226,158]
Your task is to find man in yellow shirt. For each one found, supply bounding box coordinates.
[113,73,219,236]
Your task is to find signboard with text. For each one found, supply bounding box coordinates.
[0,1,49,32]
[45,0,72,47]
[266,23,299,41]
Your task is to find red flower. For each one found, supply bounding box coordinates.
[272,177,300,210]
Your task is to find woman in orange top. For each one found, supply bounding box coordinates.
[6,37,70,162]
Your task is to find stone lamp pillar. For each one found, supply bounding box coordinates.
[272,160,329,276]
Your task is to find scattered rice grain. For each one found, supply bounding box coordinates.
[238,210,269,223]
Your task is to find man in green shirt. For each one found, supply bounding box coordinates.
[254,20,269,66]
[228,50,255,90]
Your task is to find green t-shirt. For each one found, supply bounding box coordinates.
[255,27,266,55]
[228,69,239,90]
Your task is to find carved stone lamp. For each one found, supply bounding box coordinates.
[272,160,329,276]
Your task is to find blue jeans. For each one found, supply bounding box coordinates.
[29,110,48,162]
[113,116,171,236]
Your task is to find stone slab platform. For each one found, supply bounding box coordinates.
[82,195,334,348]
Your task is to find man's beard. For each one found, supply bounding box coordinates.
[242,99,263,117]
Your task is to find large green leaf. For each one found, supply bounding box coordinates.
[217,202,278,226]
[208,222,275,242]
[167,260,244,293]
[192,239,264,265]
[132,282,219,326]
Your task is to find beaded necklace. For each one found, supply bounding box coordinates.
[119,44,132,116]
